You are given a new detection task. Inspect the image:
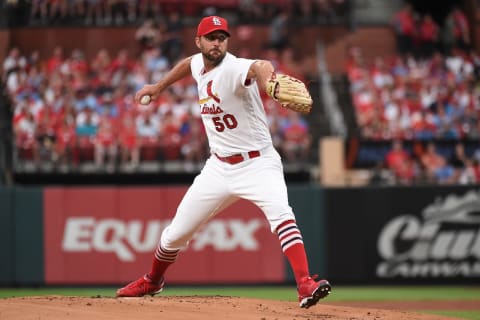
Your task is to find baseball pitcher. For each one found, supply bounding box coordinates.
[116,15,331,308]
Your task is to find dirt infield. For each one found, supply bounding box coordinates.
[1,296,473,320]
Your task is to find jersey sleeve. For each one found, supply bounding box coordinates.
[190,53,203,82]
[225,56,256,88]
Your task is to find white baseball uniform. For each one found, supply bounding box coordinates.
[160,52,295,251]
[117,16,330,305]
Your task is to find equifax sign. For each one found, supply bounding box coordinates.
[62,217,264,261]
[44,187,284,284]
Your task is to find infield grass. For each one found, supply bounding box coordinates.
[1,286,479,300]
[1,286,479,319]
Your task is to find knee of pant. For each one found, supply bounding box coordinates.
[160,226,191,251]
[267,212,296,233]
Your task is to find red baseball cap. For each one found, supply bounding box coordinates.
[197,16,230,37]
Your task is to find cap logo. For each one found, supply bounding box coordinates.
[212,17,222,26]
[197,15,229,37]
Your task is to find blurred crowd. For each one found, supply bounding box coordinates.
[392,4,470,59]
[3,1,480,186]
[2,0,335,173]
[349,5,480,185]
[3,42,311,172]
[2,0,349,27]
[369,139,480,186]
[348,4,479,141]
[347,47,480,141]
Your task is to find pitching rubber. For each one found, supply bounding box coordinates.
[299,280,331,308]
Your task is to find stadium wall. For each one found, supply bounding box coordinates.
[0,29,9,66]
[325,185,480,284]
[1,25,399,74]
[1,185,479,286]
[0,187,43,285]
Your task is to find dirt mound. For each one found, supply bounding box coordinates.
[0,296,460,320]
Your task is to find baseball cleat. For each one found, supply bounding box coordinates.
[297,275,331,308]
[116,274,164,297]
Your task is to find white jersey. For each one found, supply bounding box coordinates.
[190,52,272,156]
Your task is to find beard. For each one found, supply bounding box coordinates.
[202,49,226,66]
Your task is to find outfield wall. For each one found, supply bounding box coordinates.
[0,185,479,286]
[324,186,480,284]
[0,187,43,285]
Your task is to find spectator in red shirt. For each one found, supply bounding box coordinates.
[452,7,470,52]
[136,109,160,161]
[14,109,38,162]
[392,3,416,57]
[119,113,139,169]
[385,139,415,184]
[109,49,136,75]
[420,141,455,184]
[161,110,182,160]
[46,46,65,75]
[90,48,112,77]
[472,159,480,183]
[411,110,436,139]
[94,117,118,171]
[68,49,89,75]
[443,7,470,55]
[419,14,439,58]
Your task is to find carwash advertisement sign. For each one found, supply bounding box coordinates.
[325,186,480,283]
[44,187,284,284]
[376,189,480,279]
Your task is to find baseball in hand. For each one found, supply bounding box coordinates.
[140,95,151,105]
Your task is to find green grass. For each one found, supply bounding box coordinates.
[1,286,479,301]
[1,286,479,319]
[320,286,480,301]
[0,287,297,299]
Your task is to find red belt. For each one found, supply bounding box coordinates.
[215,150,261,165]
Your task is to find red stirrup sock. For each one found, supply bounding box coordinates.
[276,220,309,284]
[148,246,179,283]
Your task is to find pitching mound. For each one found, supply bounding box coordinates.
[0,296,461,320]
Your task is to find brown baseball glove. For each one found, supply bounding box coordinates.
[266,73,313,114]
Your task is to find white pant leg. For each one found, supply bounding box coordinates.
[231,146,295,233]
[161,156,238,250]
